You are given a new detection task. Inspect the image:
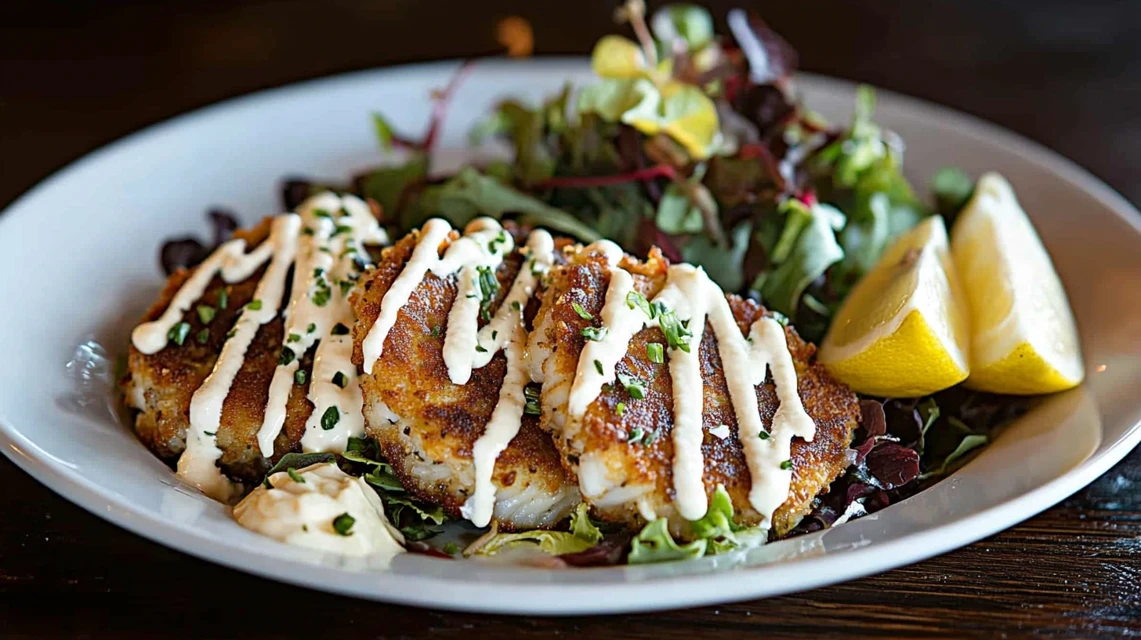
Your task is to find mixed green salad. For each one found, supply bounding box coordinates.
[171,2,1027,565]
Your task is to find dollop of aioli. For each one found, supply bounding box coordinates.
[233,462,406,559]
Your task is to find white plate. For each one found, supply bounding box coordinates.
[2,59,1140,615]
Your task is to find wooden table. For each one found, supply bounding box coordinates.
[3,1,1140,636]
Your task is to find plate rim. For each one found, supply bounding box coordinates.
[2,58,1140,615]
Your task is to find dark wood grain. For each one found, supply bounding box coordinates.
[2,1,1141,637]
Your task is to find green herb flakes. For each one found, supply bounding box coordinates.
[646,342,664,363]
[524,384,542,416]
[278,347,296,366]
[616,372,647,399]
[581,326,608,341]
[332,372,348,389]
[332,512,355,536]
[196,305,216,324]
[331,323,350,336]
[571,301,593,320]
[195,328,210,345]
[287,468,305,484]
[321,407,340,430]
[168,322,191,346]
[294,369,307,385]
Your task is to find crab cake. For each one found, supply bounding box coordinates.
[351,220,580,531]
[528,243,861,538]
[123,194,387,498]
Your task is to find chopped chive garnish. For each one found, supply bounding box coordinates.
[511,300,522,312]
[294,369,307,385]
[443,542,461,555]
[475,265,500,321]
[491,330,498,341]
[168,322,191,346]
[475,344,488,353]
[487,230,508,254]
[581,326,607,341]
[196,305,216,324]
[287,468,305,484]
[287,333,301,343]
[313,267,325,279]
[616,402,627,417]
[758,431,771,440]
[429,325,442,338]
[658,309,692,353]
[616,372,647,399]
[321,406,339,430]
[332,372,348,389]
[203,431,216,437]
[225,328,237,340]
[217,289,229,310]
[306,322,316,333]
[331,323,350,336]
[780,459,793,470]
[339,280,354,297]
[646,342,664,363]
[628,426,658,446]
[594,359,604,375]
[625,291,655,318]
[332,224,352,237]
[571,301,593,320]
[278,347,296,366]
[332,512,355,536]
[246,299,263,311]
[313,208,332,219]
[196,328,210,344]
[523,384,541,416]
[311,283,331,307]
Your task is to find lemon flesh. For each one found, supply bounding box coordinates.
[820,216,970,397]
[950,172,1083,394]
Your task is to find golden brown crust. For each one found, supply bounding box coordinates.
[122,219,313,483]
[533,247,861,537]
[351,225,577,529]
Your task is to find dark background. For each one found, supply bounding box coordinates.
[2,1,1140,637]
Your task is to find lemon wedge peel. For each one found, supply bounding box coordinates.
[819,216,970,398]
[950,172,1084,395]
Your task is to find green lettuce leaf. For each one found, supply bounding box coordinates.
[758,200,845,317]
[477,530,597,556]
[409,168,602,242]
[931,166,974,220]
[570,503,604,545]
[342,436,449,541]
[628,519,708,564]
[474,504,603,557]
[628,485,763,564]
[920,433,988,480]
[261,453,336,488]
[357,154,429,222]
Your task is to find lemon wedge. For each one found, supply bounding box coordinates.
[819,216,970,397]
[950,172,1083,394]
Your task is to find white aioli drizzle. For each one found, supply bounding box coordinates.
[565,246,817,526]
[357,218,556,527]
[130,195,387,502]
